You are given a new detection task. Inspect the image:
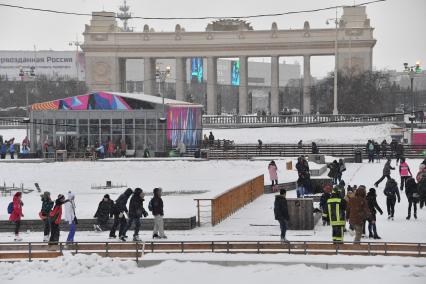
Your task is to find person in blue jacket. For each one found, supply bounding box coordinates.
[0,143,6,159]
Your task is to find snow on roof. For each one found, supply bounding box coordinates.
[109,92,203,107]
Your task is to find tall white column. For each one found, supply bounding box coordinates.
[271,56,279,115]
[303,55,311,114]
[119,58,127,92]
[207,57,217,114]
[239,56,248,114]
[175,57,187,101]
[144,57,156,95]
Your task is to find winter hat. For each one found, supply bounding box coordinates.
[104,194,110,199]
[280,189,287,195]
[339,180,346,187]
[134,188,143,195]
[369,188,376,194]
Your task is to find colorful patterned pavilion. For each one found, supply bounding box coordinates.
[29,92,203,156]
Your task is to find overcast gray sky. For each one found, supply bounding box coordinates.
[0,0,425,78]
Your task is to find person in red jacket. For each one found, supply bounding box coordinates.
[9,192,24,241]
[49,194,66,245]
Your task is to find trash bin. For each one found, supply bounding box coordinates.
[354,148,362,163]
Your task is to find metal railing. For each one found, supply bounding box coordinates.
[0,240,425,261]
[203,113,405,126]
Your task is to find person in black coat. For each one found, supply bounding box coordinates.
[405,177,418,220]
[150,187,166,239]
[109,188,133,239]
[94,194,114,231]
[366,188,383,239]
[274,189,289,242]
[383,179,400,220]
[124,188,148,241]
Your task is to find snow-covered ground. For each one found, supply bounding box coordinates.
[0,158,321,219]
[1,253,425,284]
[204,123,397,144]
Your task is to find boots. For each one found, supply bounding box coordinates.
[406,214,411,220]
[369,232,374,238]
[373,234,381,239]
[414,213,417,219]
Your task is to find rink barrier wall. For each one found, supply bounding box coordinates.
[0,217,197,232]
[0,240,425,261]
[194,175,264,226]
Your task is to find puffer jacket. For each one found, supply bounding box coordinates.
[384,179,401,201]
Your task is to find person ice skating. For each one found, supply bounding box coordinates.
[374,158,395,187]
[40,191,54,242]
[366,188,383,239]
[8,138,15,159]
[327,160,339,185]
[320,184,332,226]
[109,188,133,239]
[149,187,167,239]
[64,192,77,244]
[327,187,346,243]
[383,178,400,220]
[405,177,418,220]
[268,160,278,189]
[399,158,412,191]
[125,188,148,241]
[9,192,24,241]
[49,194,66,245]
[337,159,346,183]
[346,186,371,242]
[274,189,289,243]
[395,143,404,164]
[94,194,114,231]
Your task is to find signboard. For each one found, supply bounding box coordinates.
[0,50,85,80]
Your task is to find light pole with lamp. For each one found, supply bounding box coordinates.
[156,65,171,153]
[327,9,340,115]
[19,66,36,140]
[69,40,82,81]
[404,61,422,143]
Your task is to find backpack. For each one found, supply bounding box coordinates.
[148,199,153,211]
[7,202,13,214]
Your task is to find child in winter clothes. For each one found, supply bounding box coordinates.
[49,194,66,245]
[366,188,383,239]
[405,177,418,219]
[399,158,412,191]
[268,161,278,187]
[94,194,114,231]
[40,192,54,242]
[150,187,167,239]
[64,192,76,243]
[9,192,24,241]
[383,179,400,220]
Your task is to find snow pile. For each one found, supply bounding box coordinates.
[0,253,136,281]
[204,123,397,144]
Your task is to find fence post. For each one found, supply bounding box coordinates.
[105,242,109,257]
[196,200,201,227]
[28,242,32,262]
[136,242,139,263]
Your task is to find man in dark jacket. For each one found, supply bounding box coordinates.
[274,189,289,242]
[327,187,347,243]
[374,158,395,187]
[124,188,148,241]
[405,177,418,220]
[94,194,114,231]
[109,188,133,239]
[149,187,166,239]
[383,179,400,220]
[395,143,404,164]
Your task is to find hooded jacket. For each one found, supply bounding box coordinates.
[346,186,371,226]
[384,179,401,201]
[128,188,148,218]
[383,160,395,176]
[113,188,133,214]
[366,189,383,216]
[64,192,76,224]
[9,192,23,222]
[405,177,418,199]
[94,196,114,220]
[50,196,66,225]
[40,192,54,216]
[150,188,164,216]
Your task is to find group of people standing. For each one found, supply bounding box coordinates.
[366,139,404,163]
[7,187,166,243]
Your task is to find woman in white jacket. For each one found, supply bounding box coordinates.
[64,191,76,243]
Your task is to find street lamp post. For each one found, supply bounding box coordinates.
[69,40,82,81]
[327,10,340,115]
[19,66,36,140]
[156,65,171,153]
[403,61,422,143]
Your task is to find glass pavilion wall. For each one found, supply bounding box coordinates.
[29,110,167,156]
